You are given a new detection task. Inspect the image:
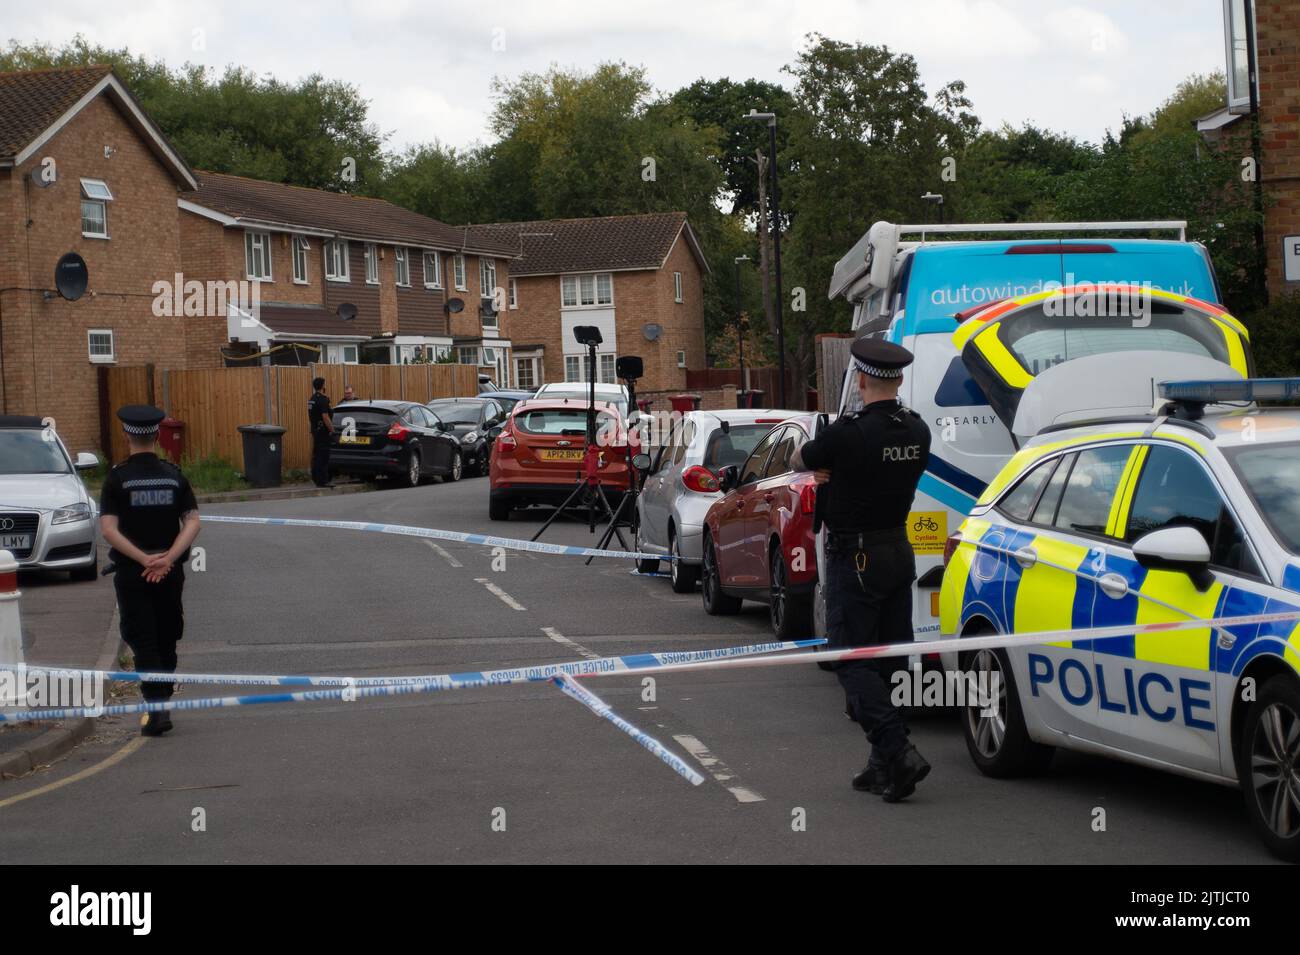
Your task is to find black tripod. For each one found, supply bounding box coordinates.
[529,327,634,561]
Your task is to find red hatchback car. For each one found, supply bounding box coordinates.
[700,413,827,638]
[488,398,634,520]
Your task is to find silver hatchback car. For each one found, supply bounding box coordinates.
[634,409,798,592]
[0,416,100,580]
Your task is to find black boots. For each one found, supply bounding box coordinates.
[881,744,930,803]
[141,711,173,737]
[852,762,889,794]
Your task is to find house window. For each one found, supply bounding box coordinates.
[674,271,683,302]
[395,247,411,286]
[560,272,613,307]
[454,254,467,290]
[458,346,480,365]
[364,243,379,284]
[292,236,309,283]
[244,231,273,281]
[423,252,442,289]
[599,354,616,383]
[79,179,112,238]
[325,240,350,281]
[565,355,582,382]
[514,356,537,390]
[87,329,115,363]
[480,258,498,305]
[509,278,518,308]
[677,350,687,368]
[341,344,359,364]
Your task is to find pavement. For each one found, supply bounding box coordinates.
[0,476,1282,863]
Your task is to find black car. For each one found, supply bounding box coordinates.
[425,397,509,476]
[489,389,536,415]
[329,401,463,486]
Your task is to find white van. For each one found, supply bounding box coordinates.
[815,220,1237,645]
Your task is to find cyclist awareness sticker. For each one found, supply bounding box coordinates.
[908,510,947,555]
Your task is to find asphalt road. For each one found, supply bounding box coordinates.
[0,476,1279,863]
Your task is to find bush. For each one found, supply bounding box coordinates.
[1241,293,1300,378]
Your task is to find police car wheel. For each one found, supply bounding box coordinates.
[702,534,741,615]
[769,547,811,639]
[634,522,660,574]
[1241,675,1300,861]
[959,646,1054,778]
[669,530,698,593]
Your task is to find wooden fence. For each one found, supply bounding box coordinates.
[101,363,476,472]
[685,366,797,407]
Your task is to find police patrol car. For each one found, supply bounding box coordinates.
[939,375,1300,861]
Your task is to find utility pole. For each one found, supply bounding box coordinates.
[745,109,785,408]
[734,255,750,400]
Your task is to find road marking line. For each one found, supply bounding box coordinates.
[672,733,765,803]
[475,578,526,611]
[422,539,462,568]
[541,626,599,659]
[0,736,147,811]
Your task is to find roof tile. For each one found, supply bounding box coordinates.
[0,65,112,159]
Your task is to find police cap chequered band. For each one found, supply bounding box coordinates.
[122,422,160,435]
[853,358,904,379]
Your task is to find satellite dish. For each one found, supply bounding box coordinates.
[30,166,56,188]
[445,297,465,314]
[54,252,88,301]
[337,302,357,322]
[642,323,662,342]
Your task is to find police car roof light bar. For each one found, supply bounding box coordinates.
[1158,378,1300,405]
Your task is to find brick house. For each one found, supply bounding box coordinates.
[1198,1,1300,300]
[466,213,709,392]
[0,65,198,454]
[178,172,521,380]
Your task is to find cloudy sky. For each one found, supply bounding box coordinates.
[8,0,1231,152]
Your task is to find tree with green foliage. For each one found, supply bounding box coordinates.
[0,36,385,191]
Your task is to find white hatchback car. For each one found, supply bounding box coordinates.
[0,416,99,580]
[940,378,1300,860]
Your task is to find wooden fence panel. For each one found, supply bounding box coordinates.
[274,366,313,471]
[166,367,267,470]
[103,365,154,464]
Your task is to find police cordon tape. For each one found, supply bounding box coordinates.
[551,672,705,786]
[0,638,825,721]
[200,514,668,562]
[6,638,824,691]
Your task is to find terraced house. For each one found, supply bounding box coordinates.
[467,213,709,393]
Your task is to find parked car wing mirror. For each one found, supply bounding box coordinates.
[74,452,99,471]
[631,452,652,471]
[1132,526,1214,591]
[718,465,740,493]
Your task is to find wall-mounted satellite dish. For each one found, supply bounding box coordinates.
[642,323,662,342]
[445,297,465,314]
[54,252,88,301]
[337,302,357,322]
[30,166,56,188]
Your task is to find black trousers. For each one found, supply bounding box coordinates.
[115,571,184,703]
[311,430,330,486]
[824,533,916,763]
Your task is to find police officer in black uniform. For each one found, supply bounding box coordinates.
[793,338,932,802]
[308,376,334,488]
[99,406,202,737]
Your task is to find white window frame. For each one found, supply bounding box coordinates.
[87,328,115,364]
[560,272,613,309]
[364,243,379,285]
[454,254,467,290]
[395,247,411,287]
[598,353,616,384]
[325,240,350,282]
[423,252,442,289]
[458,346,480,366]
[564,355,583,382]
[674,271,683,303]
[480,258,497,303]
[677,350,687,368]
[79,179,112,240]
[509,278,518,309]
[341,344,359,364]
[244,231,273,281]
[292,236,310,284]
[514,356,537,390]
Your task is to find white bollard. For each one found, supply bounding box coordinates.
[0,550,22,710]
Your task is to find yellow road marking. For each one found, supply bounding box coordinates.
[0,735,146,811]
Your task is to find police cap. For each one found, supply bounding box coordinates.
[850,338,914,379]
[117,404,165,436]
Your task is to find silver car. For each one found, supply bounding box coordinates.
[634,409,799,592]
[0,416,99,580]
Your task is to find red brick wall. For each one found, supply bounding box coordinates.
[0,94,189,454]
[1259,1,1300,297]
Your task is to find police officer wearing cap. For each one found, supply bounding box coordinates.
[792,338,932,802]
[99,406,201,737]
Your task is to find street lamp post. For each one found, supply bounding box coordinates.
[744,109,785,408]
[734,255,749,398]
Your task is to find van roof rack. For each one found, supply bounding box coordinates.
[896,221,1188,242]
